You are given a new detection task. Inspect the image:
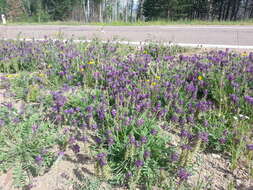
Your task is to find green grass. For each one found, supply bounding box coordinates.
[5,19,253,26]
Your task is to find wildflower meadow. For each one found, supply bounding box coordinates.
[0,39,252,190]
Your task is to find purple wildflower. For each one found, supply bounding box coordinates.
[55,114,63,122]
[186,83,196,93]
[244,96,253,105]
[26,183,36,189]
[58,151,65,157]
[41,149,48,155]
[140,136,148,144]
[144,151,151,159]
[231,81,239,88]
[181,144,192,150]
[80,136,88,143]
[91,124,98,130]
[96,153,107,166]
[86,106,93,112]
[3,103,13,109]
[187,115,194,123]
[171,115,179,123]
[69,136,76,144]
[180,129,190,138]
[246,144,253,151]
[203,120,209,127]
[107,137,115,146]
[219,138,226,144]
[72,144,80,153]
[32,125,39,133]
[136,119,145,127]
[198,132,209,142]
[126,171,133,178]
[111,109,117,117]
[135,160,144,168]
[35,155,43,165]
[61,173,69,179]
[135,141,141,147]
[0,119,5,127]
[64,108,75,114]
[52,92,66,112]
[151,129,158,135]
[230,94,239,104]
[12,118,20,124]
[196,101,211,112]
[129,135,136,144]
[179,118,186,126]
[164,55,174,61]
[171,153,179,162]
[223,129,228,136]
[177,168,191,182]
[95,137,102,144]
[227,73,235,81]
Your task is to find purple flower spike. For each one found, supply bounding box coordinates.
[35,155,43,165]
[187,115,194,123]
[227,73,235,81]
[126,171,133,178]
[107,137,115,146]
[151,129,158,135]
[144,151,151,159]
[32,125,39,133]
[198,132,209,142]
[171,115,179,123]
[58,151,65,156]
[181,144,192,150]
[72,144,80,153]
[246,144,253,151]
[0,120,5,127]
[136,119,145,127]
[180,129,190,138]
[171,153,179,162]
[111,109,117,117]
[244,96,253,105]
[135,141,141,147]
[69,136,76,144]
[186,83,196,93]
[230,94,239,104]
[219,138,226,144]
[178,168,191,182]
[141,136,148,144]
[96,153,107,167]
[80,136,88,143]
[135,160,144,168]
[129,135,136,144]
[203,120,209,127]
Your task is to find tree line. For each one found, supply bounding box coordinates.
[0,0,253,22]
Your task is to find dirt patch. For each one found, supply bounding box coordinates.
[188,153,253,190]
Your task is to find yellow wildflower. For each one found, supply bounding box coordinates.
[87,60,95,65]
[5,74,19,78]
[80,68,84,72]
[198,76,203,81]
[38,73,45,78]
[151,82,157,86]
[241,52,247,57]
[143,50,148,54]
[155,76,161,80]
[146,79,150,82]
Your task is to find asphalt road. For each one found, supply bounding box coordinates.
[1,25,253,47]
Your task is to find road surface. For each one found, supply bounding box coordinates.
[1,25,253,48]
